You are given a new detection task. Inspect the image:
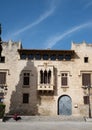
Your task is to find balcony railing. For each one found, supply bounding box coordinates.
[37,84,54,91]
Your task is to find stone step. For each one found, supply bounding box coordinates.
[6,116,85,122]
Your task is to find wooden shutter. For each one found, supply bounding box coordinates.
[0,72,6,84]
[83,96,89,104]
[61,73,67,86]
[82,73,91,86]
[62,77,67,85]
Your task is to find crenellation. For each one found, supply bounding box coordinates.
[72,41,92,51]
[2,40,22,50]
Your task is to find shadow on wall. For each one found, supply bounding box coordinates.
[9,60,40,115]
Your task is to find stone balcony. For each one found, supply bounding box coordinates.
[37,84,54,91]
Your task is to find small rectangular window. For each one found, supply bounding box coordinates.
[83,96,89,104]
[61,73,68,86]
[0,57,5,63]
[23,73,30,85]
[84,57,88,63]
[23,93,29,103]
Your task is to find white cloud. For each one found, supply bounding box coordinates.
[84,1,92,9]
[45,22,92,48]
[13,4,56,36]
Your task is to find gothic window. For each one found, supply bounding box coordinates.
[44,70,47,84]
[40,70,52,84]
[82,73,91,86]
[23,93,29,103]
[61,73,68,86]
[48,70,51,84]
[0,72,6,84]
[40,70,44,84]
[23,73,30,85]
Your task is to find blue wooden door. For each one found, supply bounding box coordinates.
[58,95,72,115]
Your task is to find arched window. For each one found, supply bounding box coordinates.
[44,70,47,84]
[48,70,51,84]
[40,70,43,84]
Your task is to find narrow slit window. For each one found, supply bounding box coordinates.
[48,70,51,84]
[44,70,47,84]
[40,70,44,84]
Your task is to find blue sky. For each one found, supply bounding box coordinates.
[0,0,92,49]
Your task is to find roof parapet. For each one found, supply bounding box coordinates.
[71,41,92,50]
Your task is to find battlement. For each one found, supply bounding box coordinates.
[2,40,22,50]
[71,41,92,51]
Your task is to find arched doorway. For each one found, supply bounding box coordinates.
[58,95,72,115]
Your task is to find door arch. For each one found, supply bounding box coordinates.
[58,95,72,115]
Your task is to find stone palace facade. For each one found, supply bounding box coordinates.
[0,40,92,117]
